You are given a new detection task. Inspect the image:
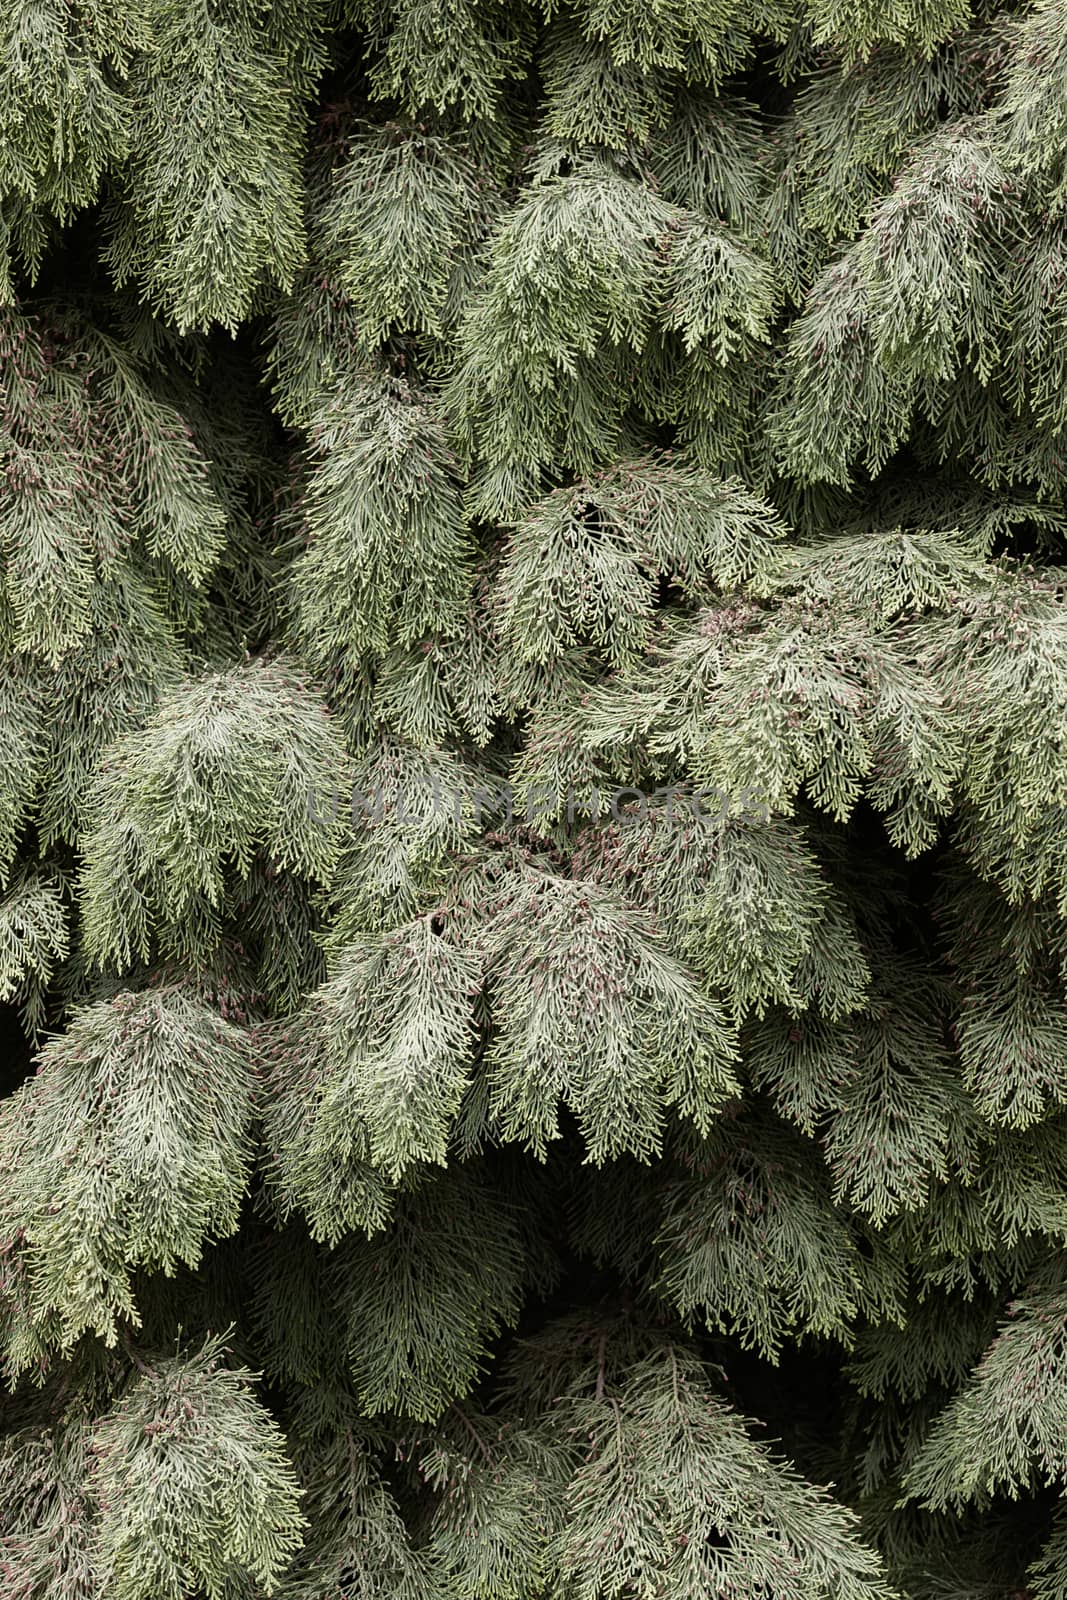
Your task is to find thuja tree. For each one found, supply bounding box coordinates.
[8,0,1067,1597]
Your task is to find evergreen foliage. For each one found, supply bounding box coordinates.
[6,0,1067,1595]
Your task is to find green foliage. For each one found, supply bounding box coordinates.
[906,1267,1067,1510]
[260,915,479,1239]
[0,867,69,1036]
[289,370,474,661]
[103,0,322,332]
[6,0,1067,1596]
[474,858,741,1160]
[91,1334,306,1598]
[329,1165,528,1419]
[445,163,677,515]
[0,0,147,290]
[544,1335,898,1600]
[351,0,532,119]
[0,303,226,663]
[319,126,497,348]
[77,656,351,970]
[0,1406,99,1600]
[655,1112,867,1358]
[0,988,253,1371]
[492,456,783,670]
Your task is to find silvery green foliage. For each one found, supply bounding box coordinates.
[0,867,68,1036]
[0,988,253,1372]
[78,656,351,970]
[7,0,1067,1596]
[90,1335,306,1599]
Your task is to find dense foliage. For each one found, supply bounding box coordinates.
[4,0,1067,1594]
